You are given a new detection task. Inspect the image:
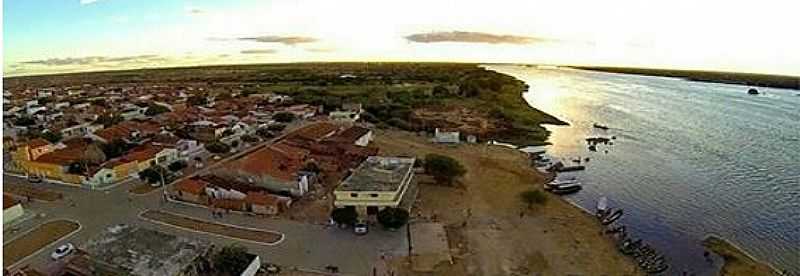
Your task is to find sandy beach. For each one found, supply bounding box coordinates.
[703,236,782,276]
[375,129,640,276]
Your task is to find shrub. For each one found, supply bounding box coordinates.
[519,190,548,209]
[377,207,410,229]
[273,112,296,123]
[212,245,252,275]
[267,124,286,132]
[41,131,63,143]
[206,142,231,154]
[330,207,358,226]
[168,161,187,172]
[423,154,466,185]
[241,135,259,143]
[144,104,170,116]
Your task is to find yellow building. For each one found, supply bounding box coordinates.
[333,156,415,219]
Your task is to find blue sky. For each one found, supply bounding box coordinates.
[4,0,799,76]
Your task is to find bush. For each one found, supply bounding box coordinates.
[101,139,133,159]
[519,190,547,209]
[188,95,208,106]
[387,118,414,131]
[41,131,63,143]
[423,154,466,185]
[377,207,409,229]
[212,245,252,275]
[14,116,36,126]
[145,104,170,116]
[139,167,165,184]
[267,124,286,132]
[273,112,296,123]
[241,135,259,143]
[206,142,231,154]
[256,128,274,138]
[330,207,358,226]
[168,161,187,172]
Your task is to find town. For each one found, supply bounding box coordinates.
[2,63,643,276]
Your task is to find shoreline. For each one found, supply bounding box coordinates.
[491,65,789,275]
[702,235,784,276]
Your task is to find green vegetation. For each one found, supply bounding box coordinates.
[241,134,258,143]
[138,166,168,184]
[13,115,36,126]
[41,131,63,143]
[424,154,466,185]
[272,112,296,123]
[330,207,358,226]
[377,207,410,229]
[144,104,170,116]
[167,160,187,172]
[206,142,231,154]
[519,190,548,209]
[572,66,800,90]
[100,139,134,159]
[94,114,123,127]
[212,245,252,275]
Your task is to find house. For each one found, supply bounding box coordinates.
[173,178,209,204]
[434,128,460,144]
[334,156,416,219]
[26,105,47,115]
[329,110,360,122]
[245,192,292,215]
[217,142,314,196]
[13,138,55,162]
[287,122,341,142]
[3,194,24,225]
[119,106,147,120]
[327,126,373,147]
[59,123,92,139]
[152,134,202,157]
[90,121,160,144]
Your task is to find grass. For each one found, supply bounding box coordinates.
[140,210,282,244]
[3,220,80,266]
[3,182,63,202]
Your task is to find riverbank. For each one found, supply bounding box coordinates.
[703,236,782,276]
[375,129,640,275]
[569,66,800,90]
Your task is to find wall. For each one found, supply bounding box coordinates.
[3,204,24,225]
[240,255,261,276]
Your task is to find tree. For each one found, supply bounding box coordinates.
[67,161,88,174]
[144,104,170,116]
[100,139,132,159]
[256,128,273,138]
[241,135,258,143]
[206,142,231,154]
[14,116,36,126]
[168,160,187,172]
[330,207,358,226]
[41,131,63,143]
[94,114,122,127]
[519,190,547,209]
[139,166,167,184]
[424,154,466,185]
[83,143,107,165]
[377,207,410,229]
[267,124,286,132]
[272,112,296,123]
[212,245,252,276]
[229,140,240,148]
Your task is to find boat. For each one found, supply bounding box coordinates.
[619,239,642,255]
[557,165,585,172]
[644,263,669,274]
[596,197,609,215]
[593,123,610,130]
[605,224,625,234]
[550,184,582,195]
[598,207,615,220]
[602,209,624,225]
[748,88,759,95]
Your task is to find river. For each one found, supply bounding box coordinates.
[487,65,800,275]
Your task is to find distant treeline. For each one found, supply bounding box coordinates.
[570,66,800,90]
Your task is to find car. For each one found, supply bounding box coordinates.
[28,175,43,183]
[212,155,222,161]
[51,243,75,260]
[354,222,369,235]
[194,162,204,169]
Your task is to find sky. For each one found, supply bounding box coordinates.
[3,0,799,76]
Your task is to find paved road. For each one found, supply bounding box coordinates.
[3,122,408,275]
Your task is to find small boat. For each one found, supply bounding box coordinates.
[602,209,624,225]
[557,165,585,172]
[596,197,609,214]
[619,238,642,255]
[605,224,626,234]
[644,263,669,274]
[593,123,610,130]
[550,184,582,195]
[598,207,615,220]
[748,88,759,95]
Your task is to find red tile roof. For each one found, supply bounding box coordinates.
[226,142,309,181]
[287,122,340,142]
[3,194,19,210]
[121,144,166,162]
[35,146,87,165]
[93,121,160,142]
[26,138,50,148]
[174,179,208,195]
[327,126,371,144]
[244,191,282,206]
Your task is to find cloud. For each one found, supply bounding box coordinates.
[305,48,335,53]
[80,0,102,5]
[20,55,163,66]
[404,31,543,45]
[237,35,317,45]
[240,49,278,54]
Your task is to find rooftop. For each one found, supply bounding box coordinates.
[336,156,415,192]
[84,224,210,276]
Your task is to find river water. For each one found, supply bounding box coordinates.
[487,65,800,275]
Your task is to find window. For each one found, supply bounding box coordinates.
[350,193,358,198]
[370,194,379,198]
[106,174,112,179]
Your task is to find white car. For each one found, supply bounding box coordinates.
[51,243,75,260]
[354,222,369,235]
[212,155,222,161]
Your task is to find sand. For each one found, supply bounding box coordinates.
[374,129,640,276]
[703,236,781,276]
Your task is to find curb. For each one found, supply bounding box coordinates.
[4,219,83,269]
[137,209,285,246]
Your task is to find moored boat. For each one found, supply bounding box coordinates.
[602,209,624,225]
[550,183,582,195]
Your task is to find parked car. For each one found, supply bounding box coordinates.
[212,155,222,161]
[51,243,75,260]
[354,222,369,235]
[28,175,42,183]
